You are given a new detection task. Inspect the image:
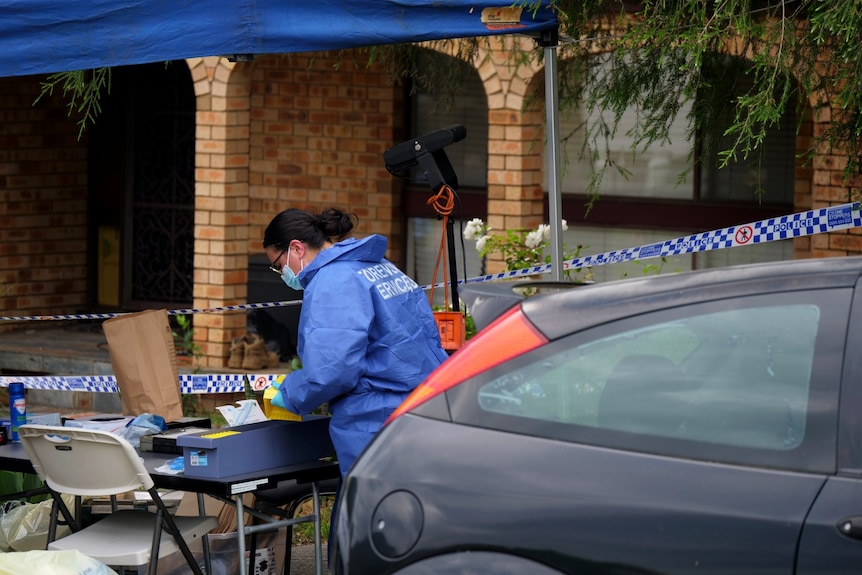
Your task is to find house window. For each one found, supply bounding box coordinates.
[551,54,797,281]
[405,52,798,290]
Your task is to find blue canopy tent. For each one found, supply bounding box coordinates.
[0,0,566,280]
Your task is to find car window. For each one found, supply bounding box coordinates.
[448,290,847,472]
[479,303,816,449]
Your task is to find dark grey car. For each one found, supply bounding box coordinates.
[332,256,862,574]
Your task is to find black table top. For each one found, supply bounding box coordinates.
[0,441,36,474]
[0,441,340,498]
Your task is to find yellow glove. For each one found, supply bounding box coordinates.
[263,378,301,421]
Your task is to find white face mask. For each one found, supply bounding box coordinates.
[280,250,304,291]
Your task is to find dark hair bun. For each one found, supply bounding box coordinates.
[318,208,357,240]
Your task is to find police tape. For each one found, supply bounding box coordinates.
[451,201,862,285]
[0,299,302,322]
[0,373,282,394]
[1,201,860,393]
[3,202,859,322]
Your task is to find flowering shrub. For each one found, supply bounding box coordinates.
[464,218,589,280]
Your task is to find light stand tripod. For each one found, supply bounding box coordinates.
[384,125,467,349]
[383,124,466,312]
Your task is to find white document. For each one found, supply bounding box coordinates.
[216,399,267,426]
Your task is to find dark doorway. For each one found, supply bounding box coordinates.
[88,62,196,310]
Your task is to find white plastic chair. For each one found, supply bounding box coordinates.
[19,424,218,575]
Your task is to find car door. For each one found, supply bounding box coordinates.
[795,276,862,573]
[447,287,850,574]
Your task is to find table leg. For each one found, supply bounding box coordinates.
[236,496,248,575]
[198,493,212,575]
[313,481,322,575]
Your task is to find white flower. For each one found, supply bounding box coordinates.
[538,224,552,243]
[463,218,486,241]
[561,219,568,231]
[525,228,544,249]
[475,234,489,253]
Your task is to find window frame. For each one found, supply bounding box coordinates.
[557,195,792,236]
[837,277,862,474]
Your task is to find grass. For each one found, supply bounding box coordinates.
[291,496,335,545]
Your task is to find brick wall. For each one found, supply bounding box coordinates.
[805,106,862,257]
[0,76,89,325]
[247,52,404,264]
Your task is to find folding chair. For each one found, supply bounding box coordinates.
[19,424,218,575]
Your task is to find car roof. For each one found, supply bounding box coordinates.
[507,256,862,340]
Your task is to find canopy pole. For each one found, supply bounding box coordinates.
[538,28,563,281]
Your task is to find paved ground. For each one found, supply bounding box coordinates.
[290,544,330,575]
[158,540,329,574]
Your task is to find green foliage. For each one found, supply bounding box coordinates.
[243,374,256,400]
[463,217,591,281]
[180,394,228,428]
[638,256,666,276]
[289,355,303,372]
[34,68,111,139]
[478,226,548,270]
[171,314,202,372]
[549,0,862,201]
[0,471,50,504]
[374,0,862,200]
[464,313,477,340]
[806,0,862,179]
[292,495,334,545]
[367,41,483,115]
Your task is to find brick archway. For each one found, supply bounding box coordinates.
[416,37,560,275]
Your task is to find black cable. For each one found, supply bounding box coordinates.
[452,189,469,291]
[448,187,475,318]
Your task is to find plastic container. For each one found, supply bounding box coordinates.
[262,386,301,421]
[8,382,26,442]
[177,417,334,479]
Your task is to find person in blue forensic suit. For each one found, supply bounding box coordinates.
[263,207,449,478]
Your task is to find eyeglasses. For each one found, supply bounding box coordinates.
[268,250,287,274]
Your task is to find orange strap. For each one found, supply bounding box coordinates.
[427,185,456,310]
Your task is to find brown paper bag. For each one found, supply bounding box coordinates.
[102,309,184,421]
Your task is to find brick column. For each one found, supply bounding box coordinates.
[188,57,252,368]
[807,104,862,258]
[480,37,546,274]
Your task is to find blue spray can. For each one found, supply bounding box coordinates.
[9,382,26,442]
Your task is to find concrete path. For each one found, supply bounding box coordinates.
[289,544,330,575]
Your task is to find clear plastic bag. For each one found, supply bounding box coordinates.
[158,528,286,575]
[0,549,118,574]
[116,413,167,448]
[0,494,74,552]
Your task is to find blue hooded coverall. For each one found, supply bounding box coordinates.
[271,234,449,477]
